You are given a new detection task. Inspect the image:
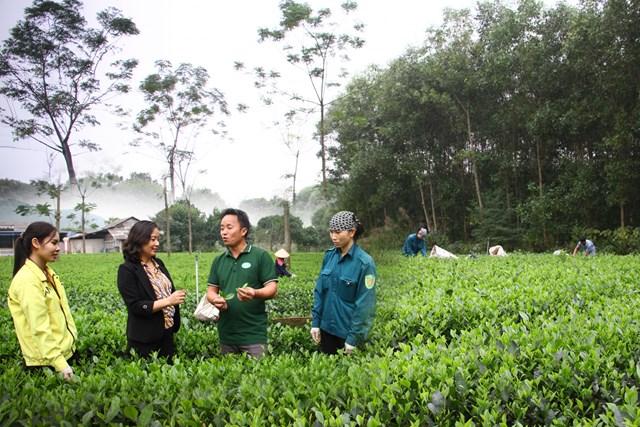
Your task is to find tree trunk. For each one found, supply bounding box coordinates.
[55,188,61,236]
[471,161,483,215]
[81,193,86,254]
[61,140,78,185]
[320,103,327,200]
[187,198,193,254]
[535,137,549,247]
[428,176,438,233]
[292,150,299,205]
[455,94,483,217]
[163,179,171,257]
[283,201,291,270]
[620,200,625,228]
[417,177,433,232]
[169,158,176,205]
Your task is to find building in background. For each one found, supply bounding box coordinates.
[66,217,139,254]
[0,222,75,256]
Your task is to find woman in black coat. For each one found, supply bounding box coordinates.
[117,221,187,360]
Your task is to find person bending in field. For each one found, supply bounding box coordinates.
[311,211,377,355]
[207,208,278,359]
[274,248,295,278]
[573,235,596,256]
[117,221,187,362]
[8,222,79,382]
[402,228,428,256]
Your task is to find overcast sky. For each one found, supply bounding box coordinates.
[1,0,548,208]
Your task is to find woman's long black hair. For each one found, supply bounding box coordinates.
[13,222,57,276]
[122,220,159,263]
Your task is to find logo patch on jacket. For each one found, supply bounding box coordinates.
[365,275,375,289]
[241,262,252,269]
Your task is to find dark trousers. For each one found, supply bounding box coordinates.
[319,329,345,355]
[128,328,175,362]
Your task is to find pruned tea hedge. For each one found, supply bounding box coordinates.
[1,252,639,425]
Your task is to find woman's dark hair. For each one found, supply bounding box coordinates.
[122,220,159,263]
[220,208,251,238]
[353,213,365,240]
[13,221,57,276]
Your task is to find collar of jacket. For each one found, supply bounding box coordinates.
[24,258,53,283]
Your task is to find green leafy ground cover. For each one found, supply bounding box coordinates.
[1,252,639,426]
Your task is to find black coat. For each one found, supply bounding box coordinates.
[117,258,180,343]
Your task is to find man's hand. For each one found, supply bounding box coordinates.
[212,295,227,311]
[311,327,321,343]
[237,286,256,302]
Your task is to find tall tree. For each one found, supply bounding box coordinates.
[133,60,229,204]
[236,0,365,199]
[0,0,139,185]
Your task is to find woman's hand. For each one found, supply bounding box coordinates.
[170,289,187,306]
[61,366,74,382]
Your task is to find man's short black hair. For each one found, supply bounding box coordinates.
[220,208,251,238]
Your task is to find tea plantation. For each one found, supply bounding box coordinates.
[1,252,639,426]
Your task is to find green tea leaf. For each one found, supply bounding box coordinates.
[123,405,138,420]
[219,290,235,301]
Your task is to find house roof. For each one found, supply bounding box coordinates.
[67,216,139,240]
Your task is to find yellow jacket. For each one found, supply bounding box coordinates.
[8,259,77,372]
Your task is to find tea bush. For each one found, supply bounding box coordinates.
[1,251,639,425]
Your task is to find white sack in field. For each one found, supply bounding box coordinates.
[430,245,458,259]
[553,249,564,255]
[489,245,507,256]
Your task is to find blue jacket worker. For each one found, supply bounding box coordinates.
[402,228,428,256]
[573,236,596,256]
[311,211,376,355]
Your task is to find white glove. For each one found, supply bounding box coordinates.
[61,366,74,381]
[311,327,321,343]
[344,343,356,355]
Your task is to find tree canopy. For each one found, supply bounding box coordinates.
[326,0,640,250]
[0,0,139,185]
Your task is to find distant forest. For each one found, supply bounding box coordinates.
[324,0,639,253]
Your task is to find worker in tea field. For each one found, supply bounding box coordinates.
[402,227,428,256]
[118,220,187,362]
[572,235,596,256]
[311,211,377,355]
[207,208,278,359]
[274,248,295,278]
[8,222,78,381]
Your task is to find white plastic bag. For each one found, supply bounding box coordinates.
[429,245,458,259]
[193,294,219,321]
[489,245,507,256]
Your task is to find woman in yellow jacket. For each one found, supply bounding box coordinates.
[7,222,78,381]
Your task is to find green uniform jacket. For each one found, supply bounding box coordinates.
[8,259,77,371]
